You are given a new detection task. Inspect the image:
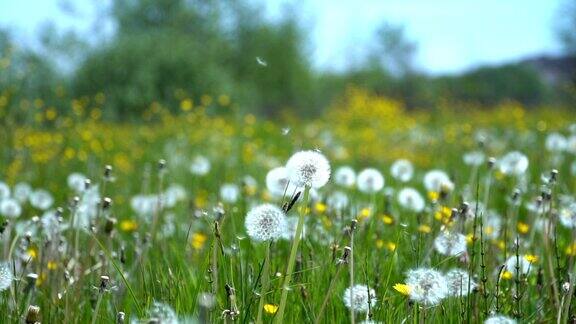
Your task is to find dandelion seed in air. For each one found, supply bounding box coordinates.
[256,57,268,67]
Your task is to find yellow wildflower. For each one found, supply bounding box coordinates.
[264,304,278,314]
[524,254,538,263]
[517,222,529,234]
[381,214,394,225]
[120,220,138,232]
[191,233,208,250]
[314,202,327,214]
[418,224,431,234]
[501,271,513,280]
[393,283,410,295]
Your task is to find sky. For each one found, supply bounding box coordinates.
[0,0,567,75]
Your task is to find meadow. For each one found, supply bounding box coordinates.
[1,88,576,323]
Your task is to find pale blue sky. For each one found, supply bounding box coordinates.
[0,0,567,74]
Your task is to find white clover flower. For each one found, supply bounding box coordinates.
[484,315,517,324]
[498,151,529,176]
[0,262,13,291]
[285,150,331,188]
[357,168,384,194]
[545,132,567,152]
[463,151,485,166]
[0,182,10,200]
[390,159,414,182]
[504,256,532,277]
[326,191,349,210]
[29,189,54,210]
[245,204,287,242]
[434,231,467,256]
[0,198,22,218]
[190,155,211,176]
[558,202,576,229]
[406,268,448,306]
[67,172,87,193]
[13,182,32,203]
[220,183,240,203]
[342,284,377,313]
[397,188,425,212]
[445,268,476,297]
[334,166,356,187]
[281,216,306,241]
[423,170,454,193]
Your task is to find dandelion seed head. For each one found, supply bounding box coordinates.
[67,172,87,193]
[30,189,54,210]
[266,167,299,198]
[342,284,377,312]
[0,182,10,200]
[149,301,178,324]
[0,262,13,291]
[397,188,425,212]
[463,151,485,166]
[423,170,454,193]
[445,268,476,297]
[406,268,448,306]
[434,231,467,256]
[498,151,529,176]
[190,155,211,176]
[245,204,287,242]
[545,132,567,152]
[0,198,22,218]
[558,202,576,229]
[357,168,384,194]
[220,183,240,203]
[285,150,331,188]
[484,315,517,324]
[14,182,32,203]
[334,166,356,187]
[326,191,349,210]
[390,159,414,182]
[504,256,531,276]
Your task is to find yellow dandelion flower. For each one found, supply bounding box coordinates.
[466,234,474,244]
[517,222,529,234]
[191,233,208,250]
[120,220,138,232]
[501,271,513,280]
[386,242,397,252]
[315,202,327,214]
[428,191,439,202]
[566,242,576,256]
[393,283,410,295]
[381,214,394,225]
[358,207,371,221]
[47,261,58,270]
[27,247,38,260]
[180,99,193,111]
[264,304,278,314]
[524,254,538,263]
[418,224,431,234]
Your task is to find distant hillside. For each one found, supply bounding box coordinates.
[520,55,576,85]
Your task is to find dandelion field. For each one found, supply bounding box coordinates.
[1,90,576,323]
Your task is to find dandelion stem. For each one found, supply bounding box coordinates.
[256,242,271,324]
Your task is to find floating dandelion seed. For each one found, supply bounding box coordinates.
[390,159,414,182]
[220,183,240,203]
[0,198,22,218]
[357,168,384,194]
[423,170,454,193]
[0,262,13,291]
[285,150,331,188]
[256,56,268,67]
[498,151,529,176]
[445,268,476,297]
[434,231,467,256]
[281,127,290,135]
[190,155,211,176]
[334,166,356,187]
[342,284,377,312]
[397,188,425,212]
[245,204,287,242]
[484,315,517,324]
[266,167,299,198]
[405,268,448,306]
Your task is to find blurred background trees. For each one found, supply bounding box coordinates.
[0,0,575,122]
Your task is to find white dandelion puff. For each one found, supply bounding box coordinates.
[281,216,306,241]
[390,159,414,182]
[342,284,377,313]
[285,150,331,188]
[29,189,54,210]
[334,166,356,187]
[567,135,576,154]
[0,262,13,291]
[558,202,576,229]
[397,188,425,212]
[484,315,517,324]
[13,182,32,203]
[405,268,448,306]
[423,170,454,193]
[434,231,467,256]
[245,204,287,242]
[357,168,385,194]
[445,268,476,297]
[148,301,178,324]
[498,151,529,176]
[326,191,349,211]
[190,155,211,176]
[463,151,485,166]
[67,172,87,193]
[545,132,567,152]
[0,182,10,200]
[0,198,22,218]
[504,256,531,277]
[266,167,299,198]
[220,183,240,203]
